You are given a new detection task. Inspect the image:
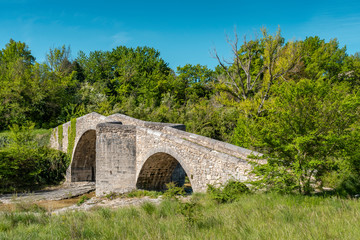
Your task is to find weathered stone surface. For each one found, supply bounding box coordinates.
[0,182,95,203]
[96,123,137,194]
[50,112,260,196]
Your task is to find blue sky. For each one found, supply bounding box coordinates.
[0,0,359,70]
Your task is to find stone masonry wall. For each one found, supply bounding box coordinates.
[162,126,261,160]
[105,113,186,131]
[96,123,137,195]
[50,112,106,154]
[135,127,253,192]
[50,112,107,182]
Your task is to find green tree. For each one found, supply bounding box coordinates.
[214,28,302,116]
[301,36,347,82]
[340,52,360,87]
[175,64,215,104]
[0,39,38,129]
[75,46,173,119]
[108,46,171,106]
[234,79,360,194]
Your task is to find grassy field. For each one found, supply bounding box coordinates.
[0,193,359,239]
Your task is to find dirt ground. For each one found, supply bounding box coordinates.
[0,182,164,213]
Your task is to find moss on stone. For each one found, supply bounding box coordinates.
[58,125,63,150]
[67,118,77,156]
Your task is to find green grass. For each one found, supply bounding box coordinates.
[125,189,163,198]
[0,193,359,239]
[0,128,52,148]
[33,129,52,147]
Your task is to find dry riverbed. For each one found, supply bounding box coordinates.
[0,182,163,213]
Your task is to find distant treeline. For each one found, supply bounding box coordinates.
[1,28,359,194]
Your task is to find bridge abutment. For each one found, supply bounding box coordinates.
[96,123,137,195]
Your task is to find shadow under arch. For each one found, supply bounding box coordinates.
[71,129,96,182]
[136,152,192,192]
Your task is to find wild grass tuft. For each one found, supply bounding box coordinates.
[125,189,162,198]
[77,195,90,206]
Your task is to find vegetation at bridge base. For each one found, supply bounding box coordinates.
[1,192,360,239]
[207,180,250,203]
[0,123,70,193]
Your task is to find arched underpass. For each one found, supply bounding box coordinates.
[136,152,192,192]
[71,130,96,182]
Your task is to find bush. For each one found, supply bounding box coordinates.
[0,123,70,192]
[105,191,118,200]
[335,174,360,197]
[126,190,162,198]
[77,195,90,206]
[178,198,202,225]
[0,147,69,192]
[163,182,185,199]
[0,135,10,149]
[207,180,250,203]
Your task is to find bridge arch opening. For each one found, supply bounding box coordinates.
[71,130,96,182]
[136,152,192,192]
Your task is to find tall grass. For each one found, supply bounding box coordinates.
[0,193,359,239]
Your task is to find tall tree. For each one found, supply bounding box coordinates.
[301,36,347,82]
[0,39,37,129]
[234,79,360,194]
[214,28,302,116]
[176,64,215,104]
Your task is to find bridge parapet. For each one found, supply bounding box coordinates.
[105,113,186,131]
[161,126,262,160]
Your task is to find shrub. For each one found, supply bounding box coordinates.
[105,191,118,200]
[0,135,9,149]
[163,182,185,199]
[0,123,70,192]
[178,198,202,225]
[335,174,360,197]
[207,180,250,203]
[126,190,162,198]
[77,195,90,206]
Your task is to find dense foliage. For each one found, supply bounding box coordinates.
[0,28,359,195]
[0,124,69,192]
[207,180,250,203]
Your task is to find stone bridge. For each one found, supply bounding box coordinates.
[50,112,258,196]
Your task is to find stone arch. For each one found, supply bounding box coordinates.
[70,129,96,182]
[136,149,193,191]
